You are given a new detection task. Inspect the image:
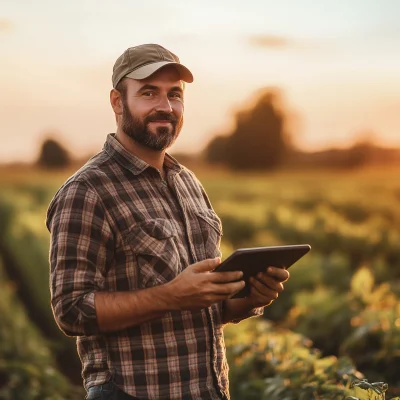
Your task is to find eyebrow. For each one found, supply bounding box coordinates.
[170,86,183,93]
[137,84,183,93]
[137,84,158,93]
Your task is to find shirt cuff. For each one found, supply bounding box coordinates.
[53,291,100,337]
[230,306,264,324]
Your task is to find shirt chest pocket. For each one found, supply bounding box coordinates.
[123,219,180,288]
[193,209,223,260]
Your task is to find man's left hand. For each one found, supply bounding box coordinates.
[247,266,290,308]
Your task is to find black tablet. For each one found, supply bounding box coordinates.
[214,244,311,298]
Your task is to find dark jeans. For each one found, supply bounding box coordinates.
[86,382,139,400]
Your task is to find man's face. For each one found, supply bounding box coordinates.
[120,66,184,151]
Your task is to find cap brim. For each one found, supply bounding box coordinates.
[125,61,194,83]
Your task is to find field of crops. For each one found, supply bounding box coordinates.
[0,165,399,399]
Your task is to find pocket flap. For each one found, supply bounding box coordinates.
[195,209,223,236]
[124,218,175,241]
[122,218,176,256]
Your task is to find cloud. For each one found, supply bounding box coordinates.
[248,34,294,49]
[0,18,13,33]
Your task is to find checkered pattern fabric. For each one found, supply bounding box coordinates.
[47,133,261,399]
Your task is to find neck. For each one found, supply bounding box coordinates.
[115,129,166,176]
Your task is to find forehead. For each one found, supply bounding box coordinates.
[127,66,184,91]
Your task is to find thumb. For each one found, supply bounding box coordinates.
[191,257,221,273]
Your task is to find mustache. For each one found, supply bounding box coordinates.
[145,112,177,123]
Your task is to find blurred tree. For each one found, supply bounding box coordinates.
[343,139,375,169]
[205,88,292,170]
[205,135,230,164]
[37,138,70,168]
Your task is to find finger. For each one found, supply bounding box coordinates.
[255,273,284,292]
[249,284,274,307]
[250,277,279,299]
[190,257,221,272]
[207,293,238,303]
[210,270,243,283]
[210,280,245,295]
[265,267,290,282]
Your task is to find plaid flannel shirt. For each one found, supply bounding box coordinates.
[46,134,262,399]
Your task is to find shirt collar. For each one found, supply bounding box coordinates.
[104,133,183,176]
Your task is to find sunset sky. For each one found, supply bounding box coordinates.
[1,0,400,163]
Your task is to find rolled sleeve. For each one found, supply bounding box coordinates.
[47,181,114,336]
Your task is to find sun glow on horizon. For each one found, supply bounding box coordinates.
[1,0,400,162]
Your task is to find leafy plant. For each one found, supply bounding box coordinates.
[0,258,84,399]
[345,379,400,399]
[225,318,363,399]
[286,267,400,393]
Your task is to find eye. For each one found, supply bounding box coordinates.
[142,91,155,97]
[169,92,182,99]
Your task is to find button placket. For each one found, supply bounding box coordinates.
[171,175,198,263]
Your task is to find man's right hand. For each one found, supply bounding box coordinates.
[95,258,244,332]
[165,257,245,311]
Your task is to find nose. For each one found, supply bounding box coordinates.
[155,95,173,113]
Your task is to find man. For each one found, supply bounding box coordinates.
[46,44,289,400]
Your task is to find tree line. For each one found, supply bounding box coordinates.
[36,87,399,170]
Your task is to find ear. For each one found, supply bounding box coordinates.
[110,88,123,116]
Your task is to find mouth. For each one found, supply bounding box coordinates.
[148,121,173,126]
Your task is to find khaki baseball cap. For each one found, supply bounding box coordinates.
[112,44,194,88]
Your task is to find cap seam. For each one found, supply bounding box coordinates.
[126,48,132,69]
[156,47,165,61]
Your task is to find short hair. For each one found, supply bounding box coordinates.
[115,78,128,101]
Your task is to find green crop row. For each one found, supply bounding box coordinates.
[1,169,400,397]
[0,257,84,399]
[0,185,82,385]
[225,318,400,400]
[284,268,400,388]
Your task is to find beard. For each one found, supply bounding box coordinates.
[121,100,183,151]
